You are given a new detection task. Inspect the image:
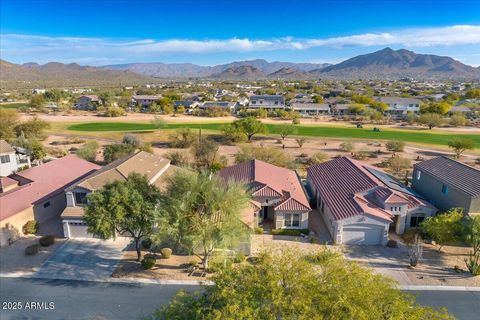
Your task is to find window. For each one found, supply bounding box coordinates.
[410,215,425,227]
[0,155,10,164]
[284,213,301,228]
[416,171,421,180]
[75,192,88,205]
[441,185,449,194]
[43,201,50,208]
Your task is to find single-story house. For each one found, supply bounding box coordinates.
[131,95,162,108]
[375,97,421,118]
[249,95,285,110]
[218,159,311,230]
[75,95,100,110]
[0,140,31,177]
[174,100,199,113]
[449,106,473,117]
[0,155,99,246]
[290,103,330,117]
[330,104,353,116]
[61,151,177,238]
[412,156,480,215]
[307,157,436,245]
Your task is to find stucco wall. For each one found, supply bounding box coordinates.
[33,192,67,223]
[412,168,474,213]
[0,206,34,247]
[338,214,390,245]
[0,152,18,176]
[274,211,309,229]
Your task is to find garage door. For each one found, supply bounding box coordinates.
[67,222,92,238]
[342,224,384,245]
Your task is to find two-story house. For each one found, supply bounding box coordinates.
[61,151,176,238]
[0,140,31,177]
[307,157,436,245]
[131,95,162,108]
[412,156,480,215]
[75,95,100,110]
[375,97,421,119]
[249,95,285,110]
[218,159,311,230]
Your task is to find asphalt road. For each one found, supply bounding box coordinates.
[1,277,478,320]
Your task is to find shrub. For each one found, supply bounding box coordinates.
[386,239,398,248]
[254,227,264,234]
[142,238,152,249]
[25,244,39,255]
[161,247,172,259]
[271,229,309,236]
[122,134,142,148]
[104,106,126,117]
[76,141,100,162]
[103,143,135,163]
[141,255,156,270]
[464,252,480,276]
[39,235,55,247]
[165,151,189,166]
[22,220,38,235]
[385,140,405,152]
[233,253,246,263]
[340,141,355,152]
[169,128,196,148]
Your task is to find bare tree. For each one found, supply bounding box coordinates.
[408,234,423,267]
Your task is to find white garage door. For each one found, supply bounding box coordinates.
[342,224,384,245]
[68,222,92,238]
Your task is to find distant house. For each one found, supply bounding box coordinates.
[32,89,46,95]
[449,105,472,117]
[75,95,100,110]
[131,95,162,108]
[412,157,480,215]
[375,97,421,118]
[61,151,177,238]
[0,140,31,177]
[218,160,311,230]
[330,103,353,116]
[307,157,436,245]
[174,100,199,113]
[0,155,99,247]
[199,101,238,112]
[249,95,285,110]
[290,103,330,117]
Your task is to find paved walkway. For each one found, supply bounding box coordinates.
[34,238,130,281]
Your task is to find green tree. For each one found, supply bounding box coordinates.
[169,128,196,148]
[191,138,220,170]
[156,171,250,269]
[76,141,100,162]
[421,102,452,115]
[0,109,19,140]
[276,123,297,140]
[103,143,135,163]
[98,91,113,108]
[348,103,366,115]
[465,88,480,99]
[421,208,464,252]
[84,173,161,261]
[447,138,475,158]
[29,94,46,109]
[312,95,324,103]
[152,249,453,320]
[222,124,247,143]
[104,106,126,117]
[418,113,444,129]
[230,117,266,141]
[386,155,411,176]
[44,88,65,102]
[14,117,50,139]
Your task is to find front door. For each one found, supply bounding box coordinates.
[262,206,268,219]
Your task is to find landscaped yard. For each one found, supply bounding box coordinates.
[67,121,480,148]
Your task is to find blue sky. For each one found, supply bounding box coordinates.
[1,0,480,66]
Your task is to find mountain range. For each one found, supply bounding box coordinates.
[1,48,479,88]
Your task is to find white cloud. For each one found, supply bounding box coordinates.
[1,25,480,65]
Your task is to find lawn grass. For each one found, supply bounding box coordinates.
[67,122,480,148]
[0,102,28,109]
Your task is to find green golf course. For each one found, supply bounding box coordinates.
[67,121,480,148]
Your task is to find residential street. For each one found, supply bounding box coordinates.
[1,277,479,320]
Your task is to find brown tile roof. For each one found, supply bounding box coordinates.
[0,155,100,221]
[0,140,15,154]
[68,151,170,192]
[60,206,86,218]
[218,159,311,212]
[307,157,430,222]
[414,156,480,197]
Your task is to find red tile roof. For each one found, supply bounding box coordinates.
[307,157,431,222]
[218,159,311,212]
[0,155,99,221]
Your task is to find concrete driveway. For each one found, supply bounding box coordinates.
[34,238,131,281]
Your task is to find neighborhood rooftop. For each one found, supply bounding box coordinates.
[414,156,480,197]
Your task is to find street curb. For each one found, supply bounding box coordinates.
[399,285,480,291]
